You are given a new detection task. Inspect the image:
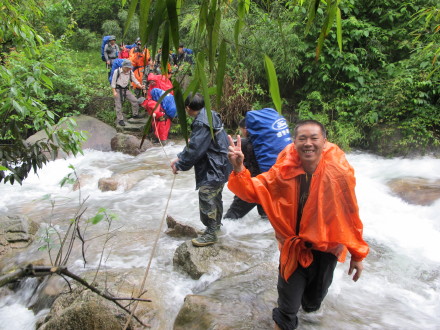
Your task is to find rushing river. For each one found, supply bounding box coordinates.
[0,143,439,329]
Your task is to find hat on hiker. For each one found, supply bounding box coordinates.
[122,59,133,68]
[109,36,116,41]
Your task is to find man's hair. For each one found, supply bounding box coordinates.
[293,120,327,139]
[238,118,246,128]
[185,92,205,111]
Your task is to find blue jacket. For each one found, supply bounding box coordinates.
[176,108,232,189]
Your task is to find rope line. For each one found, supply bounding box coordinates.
[123,120,175,329]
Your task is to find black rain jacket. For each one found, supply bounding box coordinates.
[176,108,232,189]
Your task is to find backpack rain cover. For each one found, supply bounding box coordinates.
[151,88,177,118]
[246,108,292,172]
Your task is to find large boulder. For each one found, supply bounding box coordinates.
[174,263,278,330]
[26,115,117,156]
[387,177,440,206]
[173,241,250,280]
[111,133,153,156]
[0,215,39,258]
[38,288,132,330]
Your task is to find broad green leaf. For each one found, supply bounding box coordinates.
[216,39,227,110]
[89,213,105,225]
[263,55,282,114]
[166,0,180,52]
[0,165,9,171]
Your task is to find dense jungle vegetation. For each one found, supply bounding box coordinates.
[1,0,439,184]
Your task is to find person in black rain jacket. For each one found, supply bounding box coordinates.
[171,93,232,246]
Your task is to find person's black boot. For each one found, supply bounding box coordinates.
[192,223,217,247]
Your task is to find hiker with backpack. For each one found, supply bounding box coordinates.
[103,36,119,69]
[118,44,130,59]
[174,44,194,68]
[138,73,174,143]
[129,39,150,97]
[110,59,145,127]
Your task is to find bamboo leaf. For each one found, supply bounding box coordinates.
[325,1,338,36]
[263,55,282,114]
[336,7,342,52]
[139,0,152,44]
[166,0,180,51]
[40,73,53,89]
[148,1,167,57]
[305,0,320,35]
[173,80,189,145]
[196,53,214,138]
[161,22,170,73]
[209,8,222,72]
[315,13,330,60]
[198,0,208,36]
[139,115,153,149]
[216,39,227,110]
[124,0,139,39]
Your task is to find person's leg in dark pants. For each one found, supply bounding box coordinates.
[192,184,224,246]
[272,250,338,329]
[301,250,338,312]
[224,195,256,219]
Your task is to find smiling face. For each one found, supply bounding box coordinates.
[294,123,327,173]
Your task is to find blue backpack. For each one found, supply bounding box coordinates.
[151,88,177,118]
[245,108,292,172]
[108,58,125,84]
[101,36,113,61]
[183,48,193,55]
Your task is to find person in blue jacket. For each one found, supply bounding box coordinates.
[171,93,232,246]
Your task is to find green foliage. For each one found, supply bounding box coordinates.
[102,20,122,40]
[67,28,101,51]
[69,0,121,33]
[0,0,86,185]
[42,0,74,38]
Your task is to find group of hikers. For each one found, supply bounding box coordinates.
[103,35,193,143]
[104,36,369,330]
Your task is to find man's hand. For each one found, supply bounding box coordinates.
[227,135,244,173]
[170,158,179,174]
[348,259,363,282]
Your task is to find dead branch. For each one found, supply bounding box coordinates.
[0,264,151,328]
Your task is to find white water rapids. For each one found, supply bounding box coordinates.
[0,143,439,329]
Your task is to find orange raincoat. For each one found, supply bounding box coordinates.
[129,47,150,89]
[228,142,369,281]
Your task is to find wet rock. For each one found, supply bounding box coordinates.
[165,215,198,238]
[26,115,117,158]
[98,177,119,192]
[174,263,277,330]
[110,133,153,156]
[38,288,131,330]
[0,215,39,258]
[173,241,249,280]
[387,177,440,206]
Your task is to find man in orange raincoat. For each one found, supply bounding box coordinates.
[129,39,150,97]
[227,120,369,330]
